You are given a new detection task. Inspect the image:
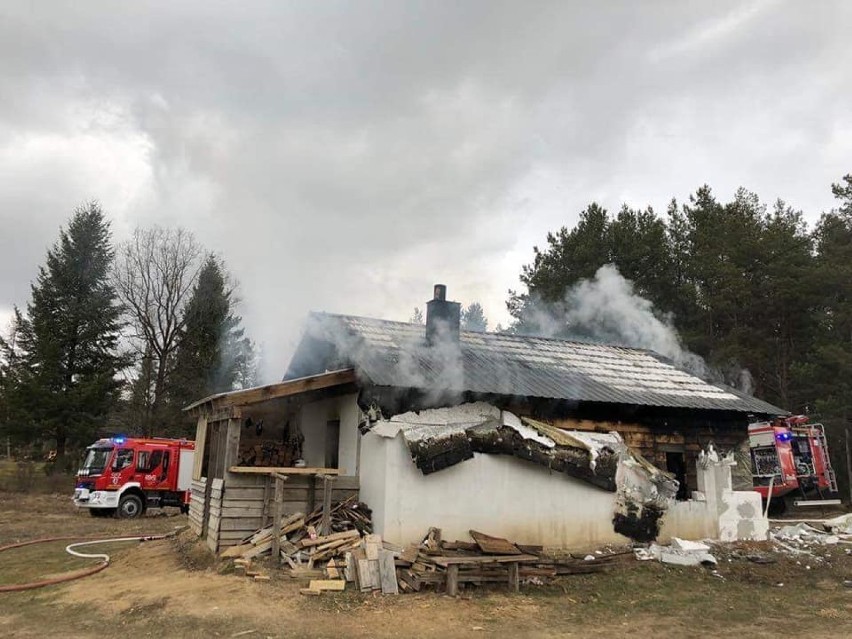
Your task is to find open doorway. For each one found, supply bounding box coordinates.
[666,451,689,500]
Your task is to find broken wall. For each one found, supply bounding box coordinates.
[358,402,767,549]
[360,430,627,548]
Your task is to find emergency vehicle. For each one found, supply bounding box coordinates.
[749,415,839,512]
[73,437,195,518]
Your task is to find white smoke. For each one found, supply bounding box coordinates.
[527,264,753,393]
[563,265,707,376]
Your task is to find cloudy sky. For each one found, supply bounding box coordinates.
[1,1,849,380]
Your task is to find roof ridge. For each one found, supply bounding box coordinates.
[309,310,656,353]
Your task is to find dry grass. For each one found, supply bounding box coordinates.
[1,493,851,638]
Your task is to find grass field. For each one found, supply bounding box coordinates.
[0,459,75,494]
[1,493,850,638]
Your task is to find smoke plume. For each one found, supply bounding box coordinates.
[524,264,753,393]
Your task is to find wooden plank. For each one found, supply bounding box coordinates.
[192,416,207,481]
[299,529,360,547]
[379,550,398,595]
[470,530,521,555]
[219,499,269,509]
[365,534,381,560]
[224,418,242,472]
[308,580,346,591]
[185,368,357,411]
[368,560,381,591]
[228,466,342,476]
[344,552,357,583]
[271,475,285,563]
[320,475,333,536]
[357,559,372,592]
[219,517,264,531]
[431,554,538,566]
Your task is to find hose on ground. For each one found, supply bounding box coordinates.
[0,533,174,593]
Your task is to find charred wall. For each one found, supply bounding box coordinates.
[359,386,755,494]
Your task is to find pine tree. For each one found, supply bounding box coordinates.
[461,303,488,332]
[169,256,255,431]
[0,203,124,456]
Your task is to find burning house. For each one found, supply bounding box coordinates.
[186,285,784,553]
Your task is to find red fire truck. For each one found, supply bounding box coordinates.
[749,416,839,512]
[73,437,195,519]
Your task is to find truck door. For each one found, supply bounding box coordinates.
[109,448,135,488]
[135,449,171,490]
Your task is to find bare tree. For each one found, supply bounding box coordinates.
[113,227,202,435]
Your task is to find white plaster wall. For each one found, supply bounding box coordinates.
[359,431,631,549]
[298,393,359,475]
[659,501,716,541]
[359,427,387,535]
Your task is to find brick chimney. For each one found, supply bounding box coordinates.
[425,284,461,345]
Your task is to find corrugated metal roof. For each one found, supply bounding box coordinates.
[294,312,786,415]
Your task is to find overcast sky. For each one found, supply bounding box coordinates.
[1,1,849,380]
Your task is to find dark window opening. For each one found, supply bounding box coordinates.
[325,419,340,469]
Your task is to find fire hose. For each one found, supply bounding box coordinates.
[0,532,175,593]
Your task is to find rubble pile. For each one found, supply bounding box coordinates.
[769,521,851,559]
[634,537,718,567]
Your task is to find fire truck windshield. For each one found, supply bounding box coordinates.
[80,446,113,475]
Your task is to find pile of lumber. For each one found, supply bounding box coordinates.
[340,533,400,595]
[221,496,372,565]
[390,528,622,593]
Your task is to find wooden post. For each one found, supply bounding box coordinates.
[845,428,852,505]
[508,562,520,593]
[261,476,272,528]
[446,564,459,597]
[271,474,286,564]
[320,475,334,536]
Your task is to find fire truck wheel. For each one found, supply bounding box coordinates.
[117,494,144,519]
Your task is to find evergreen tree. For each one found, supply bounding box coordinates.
[168,256,255,431]
[461,303,488,332]
[0,203,124,456]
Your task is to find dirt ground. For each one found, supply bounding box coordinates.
[1,493,851,638]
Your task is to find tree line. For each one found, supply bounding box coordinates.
[0,203,255,459]
[508,174,852,497]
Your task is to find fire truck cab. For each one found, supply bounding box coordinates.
[73,437,195,519]
[749,416,838,512]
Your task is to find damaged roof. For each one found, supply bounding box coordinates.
[285,313,786,416]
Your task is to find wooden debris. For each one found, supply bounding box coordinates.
[299,588,321,596]
[219,496,374,579]
[300,529,360,548]
[326,559,340,579]
[379,550,399,595]
[308,579,346,591]
[253,575,271,582]
[470,530,522,555]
